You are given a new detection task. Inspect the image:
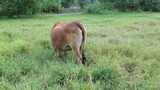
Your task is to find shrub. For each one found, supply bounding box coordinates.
[98,0,140,11]
[113,0,160,11]
[113,0,132,11]
[40,0,61,13]
[139,0,160,11]
[86,0,160,13]
[0,0,40,17]
[61,0,75,8]
[78,0,91,9]
[85,2,104,14]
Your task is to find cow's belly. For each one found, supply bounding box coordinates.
[62,44,72,51]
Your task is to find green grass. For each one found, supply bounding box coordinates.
[0,12,160,90]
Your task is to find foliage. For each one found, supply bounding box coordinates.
[40,0,60,13]
[86,0,160,13]
[61,0,74,8]
[113,0,160,11]
[139,0,160,11]
[78,0,92,8]
[0,0,160,16]
[0,0,40,17]
[85,2,104,14]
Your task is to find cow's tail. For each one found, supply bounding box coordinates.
[73,21,87,64]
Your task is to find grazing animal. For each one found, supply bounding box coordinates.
[51,21,87,64]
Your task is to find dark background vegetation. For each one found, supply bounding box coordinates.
[0,0,160,17]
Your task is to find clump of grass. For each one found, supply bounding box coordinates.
[0,32,15,42]
[19,59,35,76]
[12,39,32,54]
[116,45,135,58]
[0,79,14,90]
[38,39,51,49]
[66,81,93,90]
[77,68,90,82]
[123,61,137,74]
[92,66,120,90]
[0,59,21,84]
[47,67,70,87]
[0,39,32,57]
[0,42,14,56]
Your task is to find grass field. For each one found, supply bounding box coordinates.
[0,12,160,90]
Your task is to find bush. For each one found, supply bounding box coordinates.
[113,0,160,11]
[139,0,160,11]
[85,2,104,14]
[0,0,40,17]
[40,0,61,13]
[113,0,137,11]
[86,0,160,13]
[98,0,140,11]
[78,0,91,9]
[61,0,75,8]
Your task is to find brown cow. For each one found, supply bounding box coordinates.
[51,21,87,64]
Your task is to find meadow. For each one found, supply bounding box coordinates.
[0,12,160,90]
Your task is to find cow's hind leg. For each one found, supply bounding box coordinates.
[72,45,83,64]
[54,48,67,63]
[81,49,86,65]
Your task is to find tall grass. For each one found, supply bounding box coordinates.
[0,12,160,90]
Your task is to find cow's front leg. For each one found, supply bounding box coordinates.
[55,48,62,57]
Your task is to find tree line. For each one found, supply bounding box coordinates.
[0,0,159,17]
